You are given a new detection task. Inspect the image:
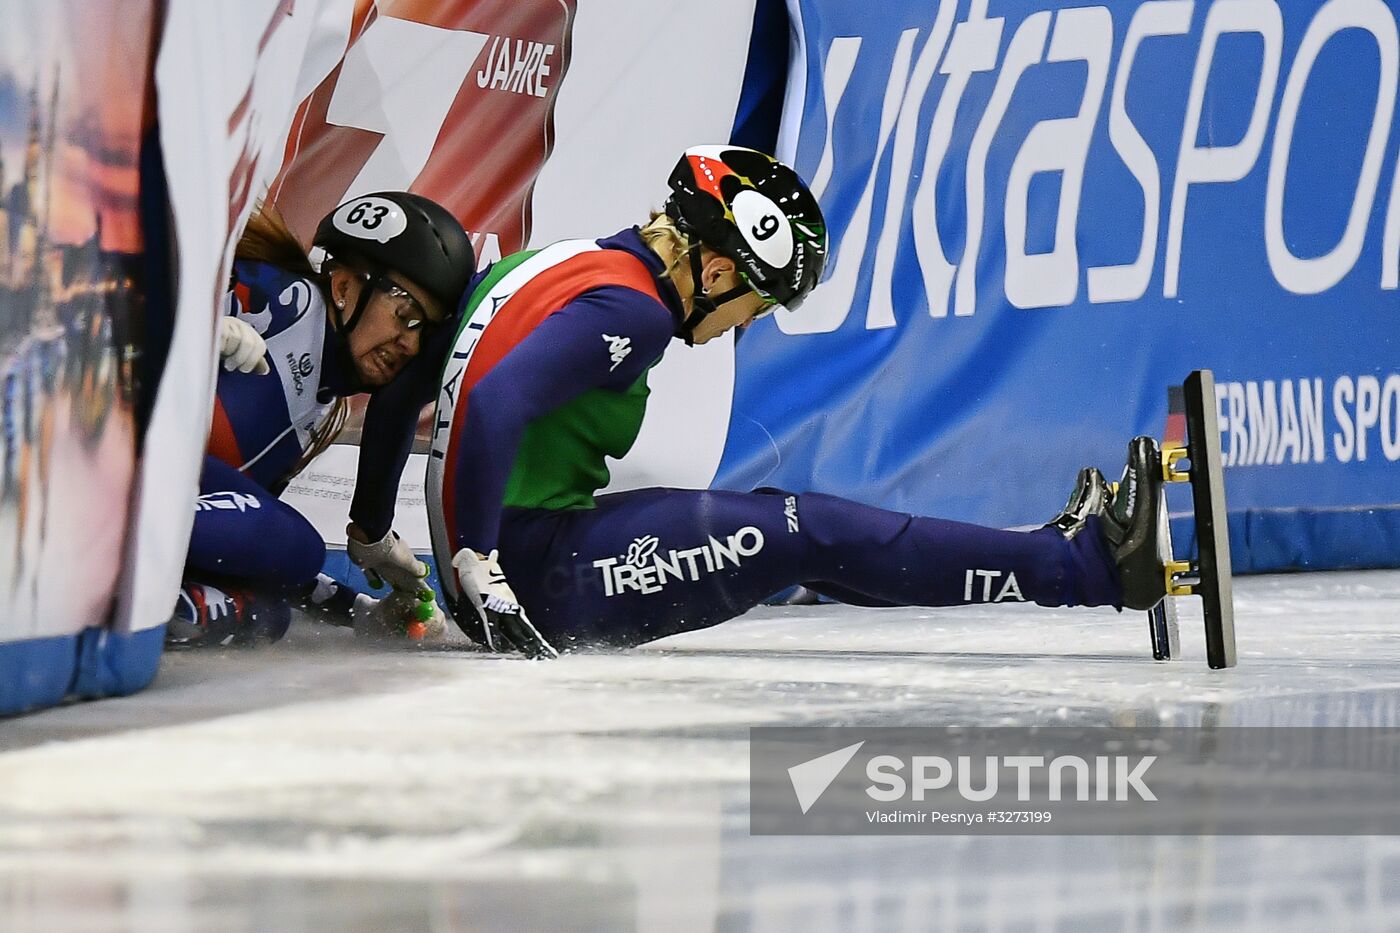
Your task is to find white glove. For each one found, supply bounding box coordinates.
[451,548,557,658]
[219,316,270,375]
[352,589,447,641]
[347,528,429,592]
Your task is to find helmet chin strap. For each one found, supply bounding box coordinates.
[325,273,375,393]
[332,270,376,336]
[678,246,749,346]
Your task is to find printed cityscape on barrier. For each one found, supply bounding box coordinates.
[0,25,146,633]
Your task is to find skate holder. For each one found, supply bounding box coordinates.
[1162,445,1191,483]
[1146,371,1237,670]
[1160,446,1195,597]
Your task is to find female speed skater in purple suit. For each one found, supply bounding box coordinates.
[423,146,1169,657]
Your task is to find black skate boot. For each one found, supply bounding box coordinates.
[1100,436,1168,611]
[298,572,375,622]
[1045,467,1110,539]
[298,573,443,641]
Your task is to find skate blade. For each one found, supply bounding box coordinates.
[1147,485,1181,661]
[1145,370,1236,669]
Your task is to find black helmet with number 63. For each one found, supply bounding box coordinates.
[313,191,474,322]
[663,146,827,312]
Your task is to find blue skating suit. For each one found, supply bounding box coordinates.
[189,261,349,589]
[206,260,351,490]
[190,260,429,591]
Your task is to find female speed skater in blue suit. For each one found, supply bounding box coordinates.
[168,191,476,647]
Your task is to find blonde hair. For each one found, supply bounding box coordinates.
[233,201,348,489]
[640,212,699,281]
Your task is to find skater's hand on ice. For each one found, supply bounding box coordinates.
[452,549,558,659]
[219,317,271,375]
[347,526,430,593]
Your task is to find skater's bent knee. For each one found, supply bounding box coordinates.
[253,513,326,587]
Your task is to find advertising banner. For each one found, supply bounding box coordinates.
[270,0,577,549]
[127,0,357,638]
[0,0,157,713]
[714,0,1400,571]
[271,0,758,550]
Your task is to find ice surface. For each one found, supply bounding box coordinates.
[3,571,1400,931]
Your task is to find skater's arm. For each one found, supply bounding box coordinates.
[219,261,331,377]
[225,261,315,340]
[451,287,673,552]
[348,321,456,541]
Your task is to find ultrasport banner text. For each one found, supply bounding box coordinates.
[715,0,1400,571]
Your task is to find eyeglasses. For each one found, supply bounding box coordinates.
[363,272,433,332]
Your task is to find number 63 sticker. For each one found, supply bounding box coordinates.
[331,195,408,244]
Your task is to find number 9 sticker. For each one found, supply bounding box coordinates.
[731,189,793,268]
[331,196,408,244]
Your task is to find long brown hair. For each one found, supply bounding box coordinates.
[234,201,349,486]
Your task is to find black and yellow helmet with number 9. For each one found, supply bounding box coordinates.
[663,146,828,317]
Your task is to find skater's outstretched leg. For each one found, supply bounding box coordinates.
[498,476,1127,648]
[812,465,1114,610]
[795,489,1121,611]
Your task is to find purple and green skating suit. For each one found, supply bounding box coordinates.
[429,229,1124,649]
